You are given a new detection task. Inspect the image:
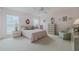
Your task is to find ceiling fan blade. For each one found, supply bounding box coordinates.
[40,7,48,14]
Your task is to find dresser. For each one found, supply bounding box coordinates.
[48,24,56,35]
[72,32,79,51]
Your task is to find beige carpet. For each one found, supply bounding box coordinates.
[0,34,73,51]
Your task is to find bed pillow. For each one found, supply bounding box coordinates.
[24,26,35,30]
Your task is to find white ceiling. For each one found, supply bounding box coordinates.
[4,7,79,17]
[5,7,51,13]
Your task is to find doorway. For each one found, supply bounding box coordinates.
[6,15,19,35]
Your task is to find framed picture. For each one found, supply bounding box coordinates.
[69,17,73,20]
[62,16,67,21]
[51,17,54,24]
[26,19,30,24]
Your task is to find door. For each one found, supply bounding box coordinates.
[6,15,19,35]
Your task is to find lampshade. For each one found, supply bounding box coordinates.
[73,19,79,25]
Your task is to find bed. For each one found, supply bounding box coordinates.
[22,29,47,42]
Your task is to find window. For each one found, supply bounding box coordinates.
[33,19,39,27]
[6,15,19,34]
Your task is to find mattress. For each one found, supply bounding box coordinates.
[22,29,47,42]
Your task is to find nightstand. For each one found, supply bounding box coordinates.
[13,31,21,38]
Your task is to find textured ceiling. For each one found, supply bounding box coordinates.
[5,7,51,13]
[4,7,79,17]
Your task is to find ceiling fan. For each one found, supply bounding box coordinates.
[39,7,48,14]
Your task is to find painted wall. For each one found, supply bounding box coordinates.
[0,8,2,38]
[0,8,34,38]
[36,8,79,33]
[0,8,5,38]
[47,8,79,33]
[39,15,49,31]
[0,7,79,38]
